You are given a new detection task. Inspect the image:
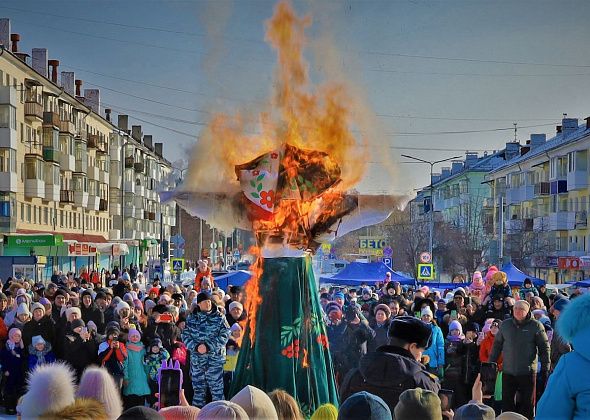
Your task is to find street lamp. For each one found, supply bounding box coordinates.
[401,154,462,258]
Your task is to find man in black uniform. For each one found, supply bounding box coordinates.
[340,316,440,412]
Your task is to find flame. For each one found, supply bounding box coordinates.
[244,246,264,345]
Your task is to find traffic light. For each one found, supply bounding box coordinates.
[161,240,169,259]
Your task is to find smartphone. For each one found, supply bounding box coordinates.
[158,369,181,409]
[159,314,173,323]
[415,312,421,318]
[450,310,457,318]
[478,332,485,341]
[480,362,498,396]
[439,389,454,411]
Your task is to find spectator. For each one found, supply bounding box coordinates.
[367,304,392,352]
[27,335,56,370]
[77,366,124,419]
[519,279,538,300]
[393,388,442,420]
[122,328,151,409]
[230,385,279,419]
[144,337,170,405]
[98,322,128,390]
[311,403,338,420]
[489,300,549,419]
[22,301,56,348]
[198,400,249,419]
[81,290,105,333]
[267,388,303,420]
[549,297,571,372]
[0,328,26,414]
[338,391,392,420]
[63,318,98,380]
[536,292,590,419]
[421,306,445,377]
[340,316,440,412]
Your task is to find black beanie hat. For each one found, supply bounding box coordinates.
[196,292,211,304]
[71,319,85,330]
[388,316,432,348]
[94,291,107,301]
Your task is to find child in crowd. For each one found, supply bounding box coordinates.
[123,328,150,410]
[0,328,26,415]
[27,335,56,370]
[224,323,242,397]
[144,337,170,406]
[99,322,128,390]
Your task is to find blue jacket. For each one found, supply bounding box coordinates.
[423,323,445,368]
[181,306,230,359]
[123,343,151,396]
[537,294,590,420]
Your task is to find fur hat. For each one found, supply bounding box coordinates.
[65,306,81,319]
[373,303,391,318]
[229,301,244,312]
[160,405,200,420]
[339,391,392,420]
[18,362,77,418]
[394,388,442,420]
[198,401,249,419]
[76,366,123,419]
[40,398,107,420]
[492,271,507,285]
[231,385,278,419]
[31,302,46,315]
[388,316,432,348]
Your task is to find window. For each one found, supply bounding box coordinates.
[33,206,37,224]
[0,148,16,173]
[25,158,44,179]
[44,207,48,225]
[26,204,31,223]
[0,104,16,130]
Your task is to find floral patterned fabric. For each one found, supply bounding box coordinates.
[229,256,339,415]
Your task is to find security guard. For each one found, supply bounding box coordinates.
[340,316,440,412]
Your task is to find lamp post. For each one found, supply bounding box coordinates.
[172,166,189,240]
[401,154,462,257]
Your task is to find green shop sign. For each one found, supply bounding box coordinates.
[5,234,64,247]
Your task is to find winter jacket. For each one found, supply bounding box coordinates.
[479,331,503,370]
[340,345,440,413]
[489,315,550,376]
[519,286,539,300]
[144,349,170,381]
[327,320,376,378]
[423,323,445,368]
[0,342,26,393]
[63,333,98,379]
[367,319,390,353]
[0,317,8,342]
[550,329,571,372]
[22,316,56,349]
[537,293,590,419]
[27,343,56,370]
[99,339,127,377]
[143,320,180,355]
[81,300,105,334]
[181,306,230,358]
[123,343,151,396]
[488,284,512,299]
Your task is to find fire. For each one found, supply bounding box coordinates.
[244,246,264,345]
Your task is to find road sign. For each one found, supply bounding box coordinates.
[419,252,432,263]
[170,258,185,273]
[417,263,434,280]
[383,246,393,258]
[383,257,392,269]
[172,248,184,258]
[170,234,185,246]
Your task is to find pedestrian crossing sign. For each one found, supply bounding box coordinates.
[171,258,185,273]
[417,263,434,280]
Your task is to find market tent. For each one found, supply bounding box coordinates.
[417,282,471,290]
[573,280,590,288]
[319,262,415,286]
[501,262,545,286]
[214,270,252,290]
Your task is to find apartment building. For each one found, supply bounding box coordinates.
[0,19,175,280]
[485,117,590,283]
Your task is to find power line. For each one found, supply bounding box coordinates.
[101,101,208,127]
[391,122,557,136]
[376,113,557,122]
[368,68,590,77]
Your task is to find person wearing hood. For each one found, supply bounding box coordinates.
[519,279,539,300]
[489,300,549,419]
[486,272,512,304]
[98,322,127,389]
[536,293,590,419]
[340,316,440,413]
[0,328,26,414]
[22,302,56,349]
[484,294,511,321]
[231,385,279,419]
[181,291,230,407]
[9,301,31,330]
[27,335,56,370]
[469,271,486,301]
[421,306,445,378]
[63,318,98,380]
[226,300,247,327]
[81,290,105,333]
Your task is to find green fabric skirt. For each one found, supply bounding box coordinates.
[229,256,339,416]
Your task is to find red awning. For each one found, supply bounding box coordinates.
[16,229,108,243]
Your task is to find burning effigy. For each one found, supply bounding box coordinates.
[164,0,396,414]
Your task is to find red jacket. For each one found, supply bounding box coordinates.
[194,267,213,291]
[479,331,503,370]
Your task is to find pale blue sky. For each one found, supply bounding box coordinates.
[2,0,589,195]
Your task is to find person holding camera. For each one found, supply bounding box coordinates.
[98,322,128,390]
[63,318,98,381]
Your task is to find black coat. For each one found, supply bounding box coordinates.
[22,316,56,349]
[81,301,105,334]
[367,319,391,353]
[143,320,180,355]
[340,345,440,413]
[62,333,98,379]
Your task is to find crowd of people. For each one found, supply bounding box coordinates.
[0,261,588,419]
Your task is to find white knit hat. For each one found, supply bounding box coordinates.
[421,306,433,318]
[65,306,81,320]
[116,300,130,313]
[229,301,244,311]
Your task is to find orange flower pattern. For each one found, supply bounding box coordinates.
[259,190,275,209]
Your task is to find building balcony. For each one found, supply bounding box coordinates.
[25,179,45,199]
[548,212,575,231]
[42,111,60,128]
[109,229,121,240]
[0,127,17,149]
[42,147,60,163]
[60,189,74,204]
[24,101,43,121]
[0,171,17,192]
[123,180,135,194]
[87,134,99,149]
[504,218,534,234]
[60,153,75,171]
[87,194,100,211]
[135,208,144,219]
[123,206,136,218]
[110,202,121,216]
[88,165,99,180]
[97,140,108,155]
[74,191,89,208]
[110,172,122,188]
[99,198,108,212]
[58,119,75,135]
[44,183,59,202]
[506,185,535,205]
[533,216,549,232]
[99,170,109,184]
[124,157,134,168]
[74,159,87,174]
[550,180,568,195]
[575,211,588,229]
[134,195,144,208]
[110,145,121,161]
[134,162,145,173]
[567,170,587,191]
[76,128,87,142]
[534,182,550,196]
[135,184,144,196]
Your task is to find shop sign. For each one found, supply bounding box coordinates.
[358,236,386,256]
[6,234,63,247]
[558,257,581,270]
[68,243,97,256]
